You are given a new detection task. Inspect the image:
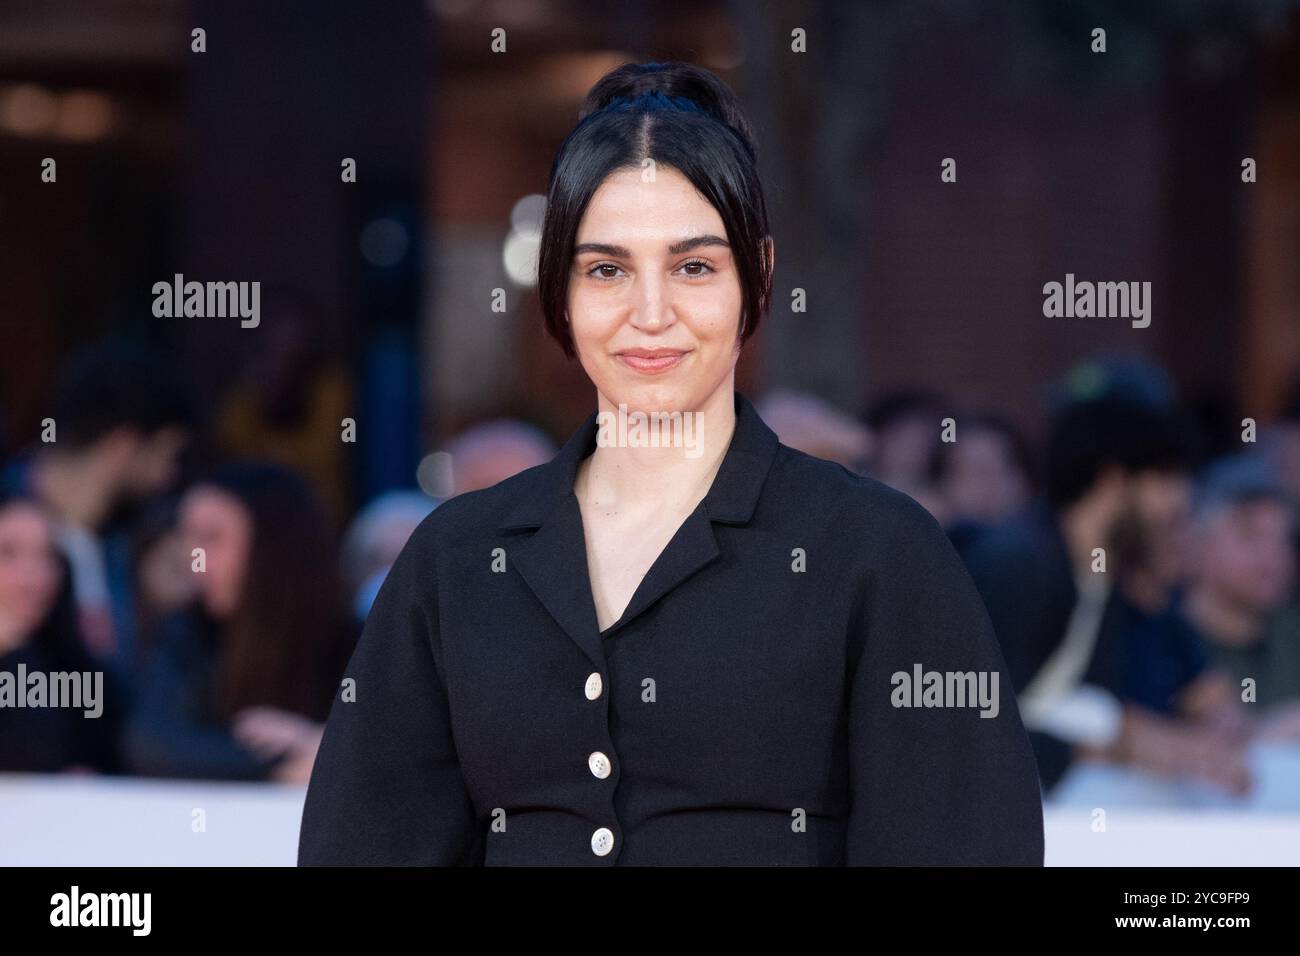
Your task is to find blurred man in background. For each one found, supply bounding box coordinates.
[441,419,556,497]
[863,389,949,519]
[755,389,873,472]
[1181,455,1300,737]
[964,377,1249,797]
[2,343,195,685]
[930,412,1033,557]
[340,489,437,622]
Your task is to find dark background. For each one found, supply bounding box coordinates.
[2,0,1297,501]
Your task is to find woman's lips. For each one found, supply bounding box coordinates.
[615,350,688,374]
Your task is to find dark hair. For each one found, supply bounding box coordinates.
[1045,397,1199,508]
[0,491,121,771]
[0,491,83,666]
[197,462,349,721]
[52,341,197,449]
[1194,453,1292,516]
[537,61,772,357]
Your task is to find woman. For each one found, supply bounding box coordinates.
[124,462,353,782]
[300,61,1043,865]
[0,491,118,773]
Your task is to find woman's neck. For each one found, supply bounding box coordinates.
[576,383,736,514]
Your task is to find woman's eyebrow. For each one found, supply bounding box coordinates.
[573,235,731,258]
[573,242,631,258]
[668,234,730,255]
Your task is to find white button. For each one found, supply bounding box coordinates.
[588,751,611,779]
[591,827,614,856]
[585,672,603,700]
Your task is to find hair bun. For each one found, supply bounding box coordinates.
[579,61,756,156]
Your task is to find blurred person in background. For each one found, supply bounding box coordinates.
[929,412,1033,558]
[964,384,1250,797]
[129,494,198,646]
[124,462,354,783]
[862,389,948,518]
[755,389,873,472]
[441,419,556,496]
[1258,374,1300,518]
[2,343,196,684]
[1181,455,1300,738]
[0,491,121,773]
[340,489,437,622]
[216,292,353,521]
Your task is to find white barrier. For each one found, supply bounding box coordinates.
[0,775,303,867]
[1,773,1297,865]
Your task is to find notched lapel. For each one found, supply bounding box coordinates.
[508,493,606,667]
[602,503,721,639]
[497,391,780,661]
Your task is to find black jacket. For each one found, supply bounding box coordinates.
[298,392,1044,865]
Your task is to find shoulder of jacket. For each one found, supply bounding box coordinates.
[403,460,554,550]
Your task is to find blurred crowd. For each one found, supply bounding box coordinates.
[4,342,1300,806]
[0,338,557,784]
[762,360,1300,804]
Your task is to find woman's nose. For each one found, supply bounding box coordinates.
[628,274,674,331]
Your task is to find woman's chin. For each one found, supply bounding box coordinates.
[595,358,734,418]
[601,385,695,417]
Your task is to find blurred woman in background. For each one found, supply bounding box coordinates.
[125,462,354,783]
[0,491,119,773]
[130,493,199,646]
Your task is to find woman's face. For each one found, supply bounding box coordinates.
[181,486,252,619]
[0,501,62,640]
[567,165,744,415]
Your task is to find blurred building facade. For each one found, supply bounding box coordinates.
[1,0,1299,503]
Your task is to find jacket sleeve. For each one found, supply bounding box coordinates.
[845,492,1044,865]
[298,514,483,865]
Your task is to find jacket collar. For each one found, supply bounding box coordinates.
[499,391,780,666]
[498,390,779,531]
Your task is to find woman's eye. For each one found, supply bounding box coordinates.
[587,263,624,281]
[676,259,714,278]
